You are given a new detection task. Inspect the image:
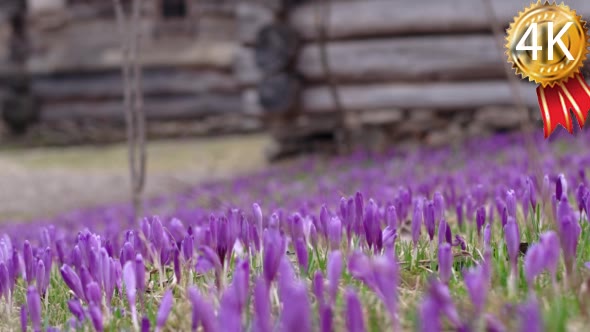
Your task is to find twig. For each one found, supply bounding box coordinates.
[113,0,147,220]
[314,0,349,154]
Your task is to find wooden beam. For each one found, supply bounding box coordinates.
[40,94,242,122]
[32,69,239,101]
[297,35,508,83]
[301,81,538,113]
[290,0,590,40]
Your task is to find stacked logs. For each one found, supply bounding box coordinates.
[246,0,590,156]
[1,1,262,144]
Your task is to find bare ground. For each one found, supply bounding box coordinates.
[0,134,270,221]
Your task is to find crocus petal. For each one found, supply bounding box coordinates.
[26,286,41,332]
[156,290,174,331]
[345,288,367,332]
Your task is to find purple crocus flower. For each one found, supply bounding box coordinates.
[327,216,342,250]
[327,250,342,305]
[523,243,545,287]
[23,241,34,284]
[427,279,461,328]
[86,282,101,307]
[156,290,174,332]
[419,296,440,332]
[506,190,517,218]
[217,283,242,332]
[411,200,423,246]
[504,218,520,273]
[253,277,271,332]
[313,271,325,306]
[36,260,46,296]
[294,238,309,272]
[123,261,138,329]
[262,229,284,284]
[345,288,367,332]
[281,282,312,332]
[188,286,218,332]
[135,254,145,296]
[60,264,86,301]
[559,216,581,274]
[68,299,85,322]
[424,201,436,241]
[372,253,400,329]
[476,206,486,236]
[386,205,398,231]
[519,295,544,332]
[27,286,41,332]
[438,219,451,245]
[20,305,27,332]
[438,243,452,284]
[433,192,445,223]
[141,317,151,332]
[486,314,506,332]
[89,304,103,332]
[556,173,567,200]
[232,258,250,312]
[173,247,182,283]
[463,265,487,314]
[539,231,560,283]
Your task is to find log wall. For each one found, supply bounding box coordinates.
[241,0,590,158]
[0,0,263,144]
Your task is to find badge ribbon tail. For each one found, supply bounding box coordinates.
[536,73,590,138]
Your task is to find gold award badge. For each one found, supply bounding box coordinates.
[506,1,590,137]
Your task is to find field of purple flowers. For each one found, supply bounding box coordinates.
[2,130,590,331]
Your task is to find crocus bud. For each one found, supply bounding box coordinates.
[411,200,423,246]
[476,207,486,236]
[345,288,367,332]
[556,174,567,200]
[68,299,85,322]
[26,286,41,332]
[327,251,342,305]
[519,295,543,332]
[438,243,452,284]
[89,304,103,332]
[539,231,560,281]
[156,290,174,332]
[20,305,27,332]
[23,241,34,285]
[433,192,445,223]
[327,217,342,250]
[141,317,151,332]
[86,282,101,307]
[173,248,181,283]
[123,261,138,328]
[188,286,218,332]
[504,218,520,272]
[463,265,487,314]
[424,201,436,241]
[35,260,46,296]
[60,265,86,301]
[295,238,309,272]
[506,190,517,218]
[524,243,545,287]
[253,277,271,332]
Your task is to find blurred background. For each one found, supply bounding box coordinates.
[0,0,589,221]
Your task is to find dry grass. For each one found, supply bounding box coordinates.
[0,134,270,221]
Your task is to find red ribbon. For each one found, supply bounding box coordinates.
[536,73,590,138]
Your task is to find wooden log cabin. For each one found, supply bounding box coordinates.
[236,0,590,159]
[0,0,262,143]
[2,0,590,154]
